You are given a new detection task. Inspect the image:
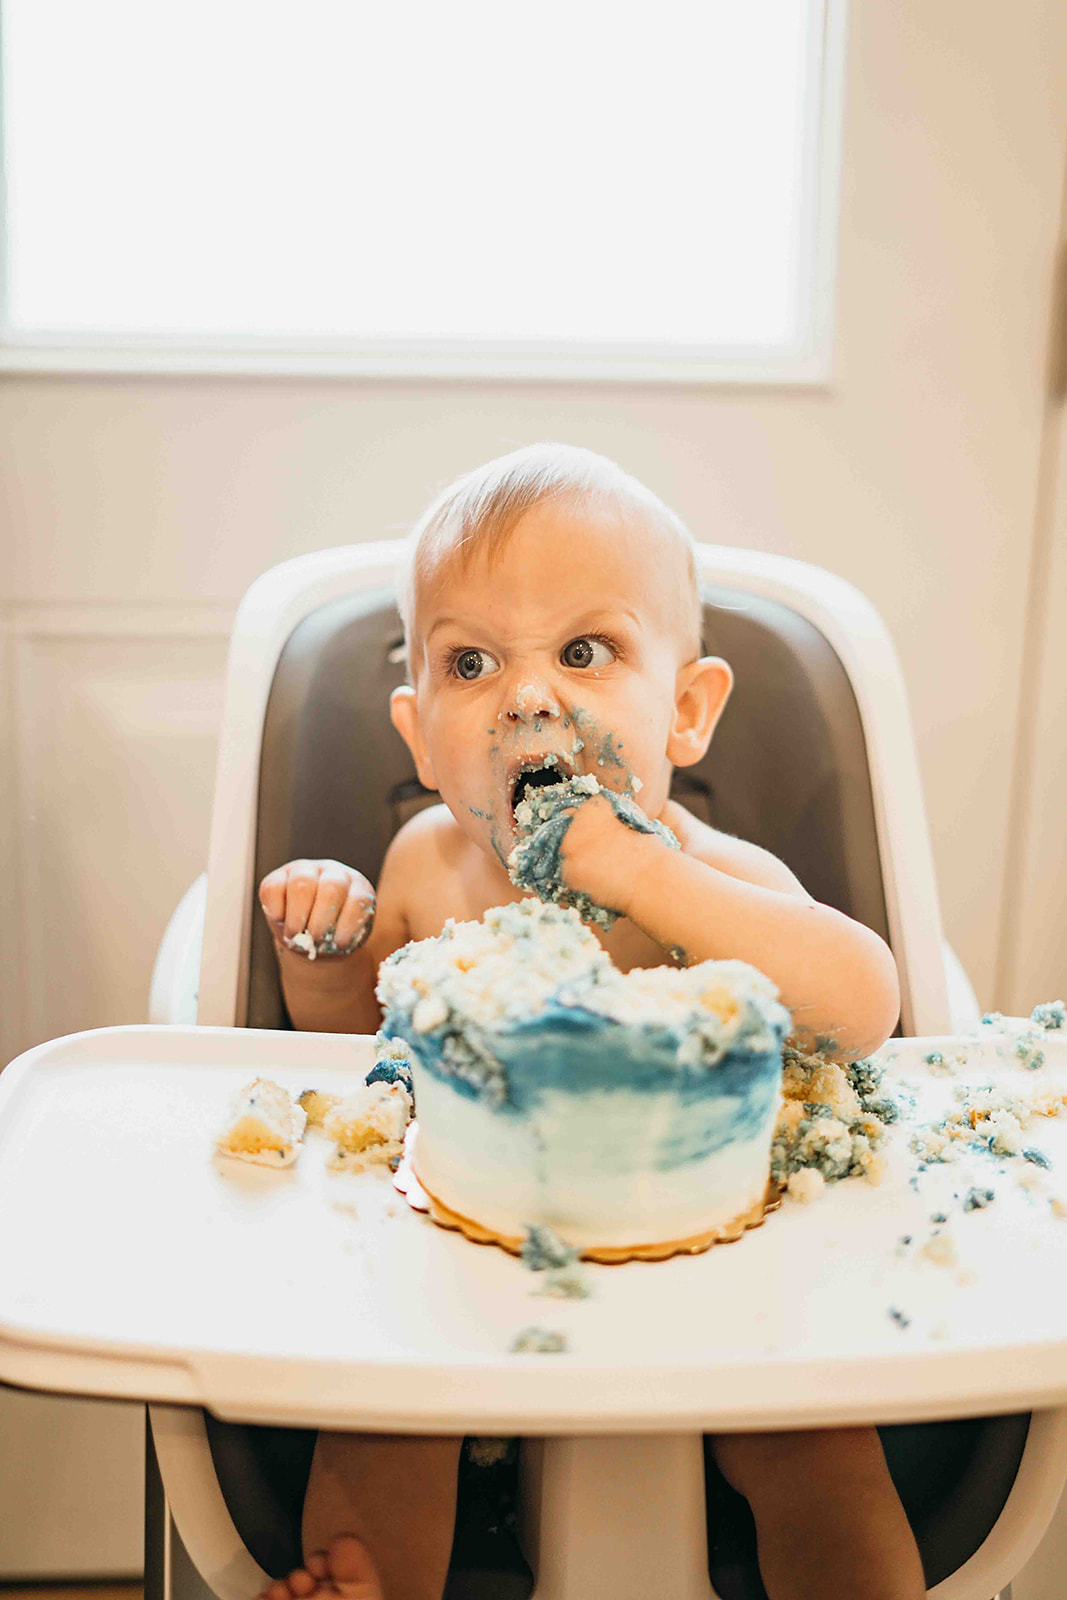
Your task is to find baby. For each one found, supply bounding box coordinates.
[256,444,924,1600]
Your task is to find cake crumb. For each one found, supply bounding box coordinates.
[786,1168,826,1203]
[536,1263,590,1299]
[510,1326,568,1353]
[522,1224,590,1299]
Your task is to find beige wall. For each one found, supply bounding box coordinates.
[2,0,1067,1067]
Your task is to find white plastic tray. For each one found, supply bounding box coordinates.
[1,1023,1066,1433]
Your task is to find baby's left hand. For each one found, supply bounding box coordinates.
[555,790,648,915]
[509,776,679,927]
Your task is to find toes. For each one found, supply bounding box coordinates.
[288,1571,316,1597]
[305,1553,329,1581]
[327,1534,385,1599]
[266,1583,292,1600]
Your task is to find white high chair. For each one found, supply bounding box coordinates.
[140,539,1067,1600]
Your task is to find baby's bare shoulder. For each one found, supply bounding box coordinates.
[376,803,489,941]
[383,803,468,875]
[362,806,461,962]
[665,802,813,901]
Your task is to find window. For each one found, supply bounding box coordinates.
[0,0,845,380]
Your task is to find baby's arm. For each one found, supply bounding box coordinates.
[559,797,900,1059]
[258,842,411,1034]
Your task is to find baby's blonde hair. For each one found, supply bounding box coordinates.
[399,442,704,664]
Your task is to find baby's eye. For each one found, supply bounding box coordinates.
[452,648,500,681]
[561,636,615,670]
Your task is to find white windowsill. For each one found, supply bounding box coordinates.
[0,334,833,384]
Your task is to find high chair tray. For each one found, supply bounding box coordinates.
[1,1022,1066,1434]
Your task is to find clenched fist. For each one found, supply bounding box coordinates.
[258,859,375,960]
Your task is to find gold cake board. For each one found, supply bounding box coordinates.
[394,1122,781,1265]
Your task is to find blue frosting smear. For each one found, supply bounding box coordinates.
[377,900,790,1172]
[507,776,679,929]
[381,1001,784,1170]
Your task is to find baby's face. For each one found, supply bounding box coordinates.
[393,500,711,866]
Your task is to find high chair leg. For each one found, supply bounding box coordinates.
[518,1434,717,1600]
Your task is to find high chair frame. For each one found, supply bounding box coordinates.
[146,539,1067,1600]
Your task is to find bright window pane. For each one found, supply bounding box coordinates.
[3,0,825,350]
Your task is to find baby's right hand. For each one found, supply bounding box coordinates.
[258,859,375,961]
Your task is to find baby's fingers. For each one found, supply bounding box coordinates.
[304,861,360,944]
[277,860,322,941]
[332,877,376,953]
[257,864,291,930]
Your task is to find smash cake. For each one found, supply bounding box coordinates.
[377,899,791,1255]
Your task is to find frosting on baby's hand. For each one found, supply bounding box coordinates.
[507,774,679,928]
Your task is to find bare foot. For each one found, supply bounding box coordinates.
[259,1534,384,1600]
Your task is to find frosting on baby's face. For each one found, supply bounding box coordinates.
[391,500,726,868]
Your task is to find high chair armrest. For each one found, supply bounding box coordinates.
[943,940,982,1034]
[150,875,207,1025]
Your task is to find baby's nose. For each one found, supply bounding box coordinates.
[500,679,561,723]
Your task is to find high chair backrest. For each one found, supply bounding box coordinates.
[197,542,950,1035]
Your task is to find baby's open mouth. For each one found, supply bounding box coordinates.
[509,759,575,817]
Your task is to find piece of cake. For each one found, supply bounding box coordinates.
[507,774,680,929]
[377,899,789,1252]
[215,1078,307,1167]
[771,1044,898,1192]
[324,1080,413,1170]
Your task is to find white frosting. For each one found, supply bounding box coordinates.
[379,900,611,1030]
[379,899,783,1043]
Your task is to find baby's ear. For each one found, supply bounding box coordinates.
[389,686,438,790]
[667,656,733,768]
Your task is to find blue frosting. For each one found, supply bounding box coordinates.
[381,1000,784,1171]
[365,1058,414,1095]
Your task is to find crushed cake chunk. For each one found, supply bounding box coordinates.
[521,1224,590,1299]
[772,1045,899,1193]
[325,1080,412,1171]
[215,1078,307,1167]
[509,1326,568,1353]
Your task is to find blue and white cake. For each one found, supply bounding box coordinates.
[377,900,790,1252]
